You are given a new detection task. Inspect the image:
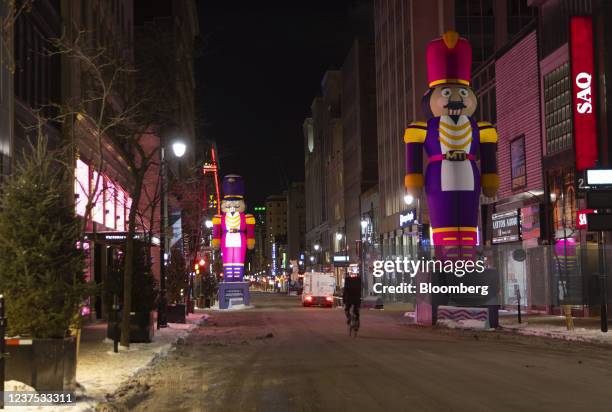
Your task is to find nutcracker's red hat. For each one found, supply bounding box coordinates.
[426,31,472,88]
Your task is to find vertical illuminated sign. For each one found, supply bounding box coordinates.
[570,16,597,171]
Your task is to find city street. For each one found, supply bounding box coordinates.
[105,292,612,412]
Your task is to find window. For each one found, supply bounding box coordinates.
[544,63,572,155]
[510,135,526,190]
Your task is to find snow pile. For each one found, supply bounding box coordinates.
[502,322,612,345]
[208,303,254,311]
[65,313,204,411]
[438,318,490,330]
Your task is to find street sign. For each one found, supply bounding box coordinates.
[587,213,612,231]
[586,191,612,209]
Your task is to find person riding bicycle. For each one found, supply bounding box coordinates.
[343,266,362,326]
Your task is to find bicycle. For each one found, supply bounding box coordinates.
[348,305,360,337]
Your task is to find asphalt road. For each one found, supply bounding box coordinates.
[106,292,612,412]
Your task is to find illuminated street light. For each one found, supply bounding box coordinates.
[314,244,320,251]
[205,219,213,229]
[310,256,315,262]
[336,232,343,241]
[360,219,368,229]
[404,194,414,205]
[172,141,187,158]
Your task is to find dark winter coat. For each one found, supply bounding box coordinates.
[343,276,362,305]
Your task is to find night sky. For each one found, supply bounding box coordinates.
[196,1,373,205]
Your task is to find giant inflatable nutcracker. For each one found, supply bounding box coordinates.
[404,31,499,324]
[212,175,255,308]
[404,31,499,255]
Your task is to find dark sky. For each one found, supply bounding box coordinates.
[195,1,373,205]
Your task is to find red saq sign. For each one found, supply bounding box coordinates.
[576,209,595,229]
[570,16,597,171]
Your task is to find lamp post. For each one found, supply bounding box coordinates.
[159,139,186,328]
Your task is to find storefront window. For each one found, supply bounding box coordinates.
[544,63,573,155]
[92,170,104,225]
[549,169,576,233]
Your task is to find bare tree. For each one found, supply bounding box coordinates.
[41,24,189,347]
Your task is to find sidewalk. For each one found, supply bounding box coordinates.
[498,313,612,345]
[421,309,612,345]
[7,312,205,411]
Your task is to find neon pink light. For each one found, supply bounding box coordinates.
[105,179,116,229]
[116,190,126,231]
[75,159,89,217]
[92,171,104,224]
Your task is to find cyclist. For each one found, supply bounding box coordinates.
[343,266,362,327]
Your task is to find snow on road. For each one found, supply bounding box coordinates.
[103,293,612,412]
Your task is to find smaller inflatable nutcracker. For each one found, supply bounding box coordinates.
[212,175,255,282]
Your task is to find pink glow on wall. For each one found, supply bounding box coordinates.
[92,171,105,224]
[126,196,133,230]
[105,179,116,229]
[116,190,126,231]
[495,31,542,198]
[75,159,89,217]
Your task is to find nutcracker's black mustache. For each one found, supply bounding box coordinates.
[445,99,466,122]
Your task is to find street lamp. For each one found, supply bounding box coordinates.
[171,141,186,158]
[310,256,314,262]
[360,219,368,230]
[336,232,343,241]
[404,193,414,205]
[159,137,188,328]
[205,219,213,229]
[314,244,320,251]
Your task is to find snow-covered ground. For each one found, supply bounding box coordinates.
[501,321,612,345]
[3,313,205,412]
[408,310,612,345]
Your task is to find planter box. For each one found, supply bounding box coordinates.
[106,311,156,343]
[166,304,186,324]
[6,336,77,391]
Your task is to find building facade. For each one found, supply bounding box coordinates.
[342,38,378,264]
[304,71,342,265]
[265,194,288,276]
[374,0,453,264]
[287,182,306,263]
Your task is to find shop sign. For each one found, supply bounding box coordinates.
[586,169,612,186]
[576,209,595,229]
[399,209,416,228]
[492,209,521,244]
[570,16,598,171]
